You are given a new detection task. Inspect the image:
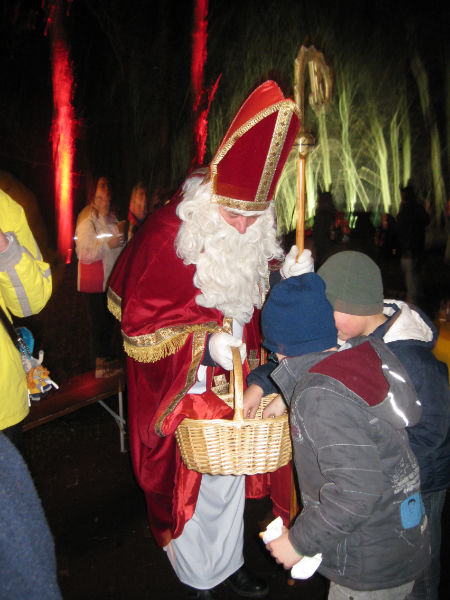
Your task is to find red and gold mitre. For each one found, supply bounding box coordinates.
[210,80,300,212]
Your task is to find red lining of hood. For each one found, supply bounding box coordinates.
[309,341,389,406]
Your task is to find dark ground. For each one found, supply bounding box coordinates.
[19,242,450,600]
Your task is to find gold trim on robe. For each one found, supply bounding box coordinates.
[155,329,210,435]
[107,287,122,321]
[122,321,221,364]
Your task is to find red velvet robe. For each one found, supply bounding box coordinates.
[108,195,291,547]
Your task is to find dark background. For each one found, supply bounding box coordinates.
[1,0,448,244]
[1,2,449,597]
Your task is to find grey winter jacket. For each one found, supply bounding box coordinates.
[272,336,430,591]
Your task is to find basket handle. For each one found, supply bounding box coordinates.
[231,346,245,422]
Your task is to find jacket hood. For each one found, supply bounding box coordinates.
[272,336,422,430]
[382,300,437,346]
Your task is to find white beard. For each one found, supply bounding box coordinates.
[175,177,284,324]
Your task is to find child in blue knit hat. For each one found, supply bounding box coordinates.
[244,272,338,419]
[244,273,429,600]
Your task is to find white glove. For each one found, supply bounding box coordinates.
[260,517,322,580]
[209,332,247,371]
[280,246,314,279]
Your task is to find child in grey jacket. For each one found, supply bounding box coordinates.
[318,251,449,600]
[245,273,430,600]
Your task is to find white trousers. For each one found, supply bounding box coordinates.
[165,319,246,589]
[165,473,245,589]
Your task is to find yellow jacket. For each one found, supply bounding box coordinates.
[0,190,52,429]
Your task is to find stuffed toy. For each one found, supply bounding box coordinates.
[16,327,58,403]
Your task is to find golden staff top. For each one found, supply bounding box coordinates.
[294,45,333,252]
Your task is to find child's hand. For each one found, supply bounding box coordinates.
[263,394,286,418]
[243,384,264,418]
[267,529,303,569]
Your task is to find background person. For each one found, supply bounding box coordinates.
[127,181,149,240]
[396,184,430,306]
[75,176,124,378]
[374,212,397,262]
[0,190,52,449]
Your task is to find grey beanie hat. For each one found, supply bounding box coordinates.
[317,251,384,316]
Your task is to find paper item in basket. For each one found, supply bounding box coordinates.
[260,517,322,580]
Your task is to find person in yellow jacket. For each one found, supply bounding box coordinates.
[0,189,52,448]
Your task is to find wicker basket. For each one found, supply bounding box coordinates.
[175,347,292,475]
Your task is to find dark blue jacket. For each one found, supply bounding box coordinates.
[247,361,279,395]
[372,301,450,493]
[0,433,62,599]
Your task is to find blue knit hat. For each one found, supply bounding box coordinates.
[262,273,337,356]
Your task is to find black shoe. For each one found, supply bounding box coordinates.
[184,585,218,599]
[226,565,268,598]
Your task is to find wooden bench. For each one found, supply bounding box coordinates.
[23,369,127,452]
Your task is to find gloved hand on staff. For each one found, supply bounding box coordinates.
[280,246,314,279]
